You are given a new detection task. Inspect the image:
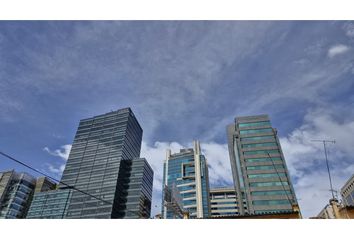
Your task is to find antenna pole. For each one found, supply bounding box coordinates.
[311,139,336,199]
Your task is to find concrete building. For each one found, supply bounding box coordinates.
[0,170,36,218]
[162,141,210,219]
[34,177,56,193]
[227,114,299,215]
[341,174,354,206]
[210,187,246,217]
[56,108,153,219]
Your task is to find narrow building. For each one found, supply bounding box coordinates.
[162,141,210,219]
[227,114,298,215]
[0,170,36,218]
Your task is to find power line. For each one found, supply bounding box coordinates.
[0,150,113,206]
[266,151,293,206]
[0,150,142,218]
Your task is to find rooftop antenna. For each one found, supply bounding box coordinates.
[311,139,336,199]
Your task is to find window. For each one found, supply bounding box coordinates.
[243,150,280,155]
[239,128,273,135]
[245,157,282,163]
[241,135,275,142]
[242,142,277,148]
[248,173,286,178]
[246,165,284,171]
[251,190,291,196]
[252,200,290,205]
[249,181,289,187]
[238,121,271,128]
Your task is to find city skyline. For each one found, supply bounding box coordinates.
[1,21,354,218]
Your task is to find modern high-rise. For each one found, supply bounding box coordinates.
[210,187,247,217]
[115,158,153,218]
[161,141,210,219]
[0,170,36,218]
[227,114,298,215]
[56,107,153,218]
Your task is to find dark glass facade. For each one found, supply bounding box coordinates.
[57,108,152,218]
[26,188,72,219]
[0,170,36,219]
[115,158,153,219]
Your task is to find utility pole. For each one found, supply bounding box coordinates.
[311,139,336,199]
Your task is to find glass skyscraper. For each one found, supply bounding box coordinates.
[0,170,36,219]
[56,107,153,219]
[26,188,73,219]
[161,141,210,219]
[227,115,298,215]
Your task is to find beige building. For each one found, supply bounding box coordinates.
[341,174,354,206]
[210,187,243,217]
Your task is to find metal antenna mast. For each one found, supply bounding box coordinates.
[311,139,336,199]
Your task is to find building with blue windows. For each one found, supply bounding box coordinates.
[0,170,36,219]
[161,141,210,219]
[227,115,299,215]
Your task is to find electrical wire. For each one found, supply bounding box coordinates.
[0,150,144,218]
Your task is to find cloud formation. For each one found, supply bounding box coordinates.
[327,44,350,58]
[43,145,72,175]
[280,107,354,217]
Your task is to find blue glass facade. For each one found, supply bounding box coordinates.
[162,141,210,219]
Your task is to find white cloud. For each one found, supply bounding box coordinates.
[327,44,350,58]
[343,22,354,38]
[43,144,72,175]
[46,163,66,174]
[43,144,72,161]
[280,108,354,218]
[141,140,233,217]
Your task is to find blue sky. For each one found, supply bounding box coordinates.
[1,21,354,218]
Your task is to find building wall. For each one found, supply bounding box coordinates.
[34,177,56,193]
[0,170,36,219]
[210,188,241,217]
[26,188,72,219]
[162,141,210,219]
[227,115,298,215]
[114,158,153,219]
[341,174,354,206]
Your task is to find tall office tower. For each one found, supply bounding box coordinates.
[34,177,56,193]
[0,170,36,218]
[210,187,247,217]
[59,107,153,218]
[227,115,298,215]
[161,141,210,219]
[115,158,153,218]
[341,174,354,206]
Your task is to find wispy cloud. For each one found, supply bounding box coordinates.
[280,107,354,217]
[141,140,233,216]
[43,144,72,161]
[328,44,350,58]
[43,144,72,175]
